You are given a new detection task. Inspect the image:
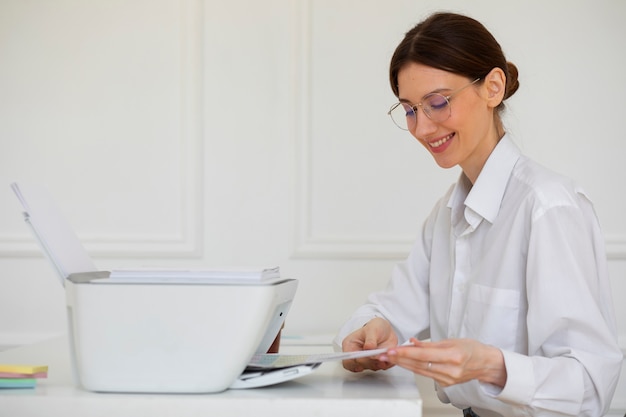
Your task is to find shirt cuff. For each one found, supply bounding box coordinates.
[494,350,534,405]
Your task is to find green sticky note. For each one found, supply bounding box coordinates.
[0,378,37,388]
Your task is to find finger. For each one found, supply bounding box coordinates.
[409,337,423,347]
[362,334,380,350]
[342,358,363,372]
[354,355,396,372]
[390,355,457,387]
[382,347,435,372]
[390,355,435,375]
[397,340,445,364]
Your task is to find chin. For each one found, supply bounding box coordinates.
[431,157,458,170]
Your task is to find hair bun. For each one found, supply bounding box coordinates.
[505,62,520,99]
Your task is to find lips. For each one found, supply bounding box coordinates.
[427,132,455,150]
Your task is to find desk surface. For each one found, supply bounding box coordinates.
[0,335,422,417]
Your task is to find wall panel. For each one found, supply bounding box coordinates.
[0,0,203,258]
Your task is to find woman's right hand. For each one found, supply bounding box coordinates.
[341,317,399,372]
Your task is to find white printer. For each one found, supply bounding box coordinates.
[10,182,298,393]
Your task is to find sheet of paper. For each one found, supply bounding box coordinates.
[247,348,388,369]
[103,267,282,284]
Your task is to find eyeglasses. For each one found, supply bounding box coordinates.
[387,78,480,131]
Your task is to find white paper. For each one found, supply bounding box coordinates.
[109,266,279,280]
[103,267,281,284]
[247,348,388,369]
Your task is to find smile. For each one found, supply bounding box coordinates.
[429,133,454,148]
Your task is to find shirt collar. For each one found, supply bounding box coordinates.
[447,135,521,225]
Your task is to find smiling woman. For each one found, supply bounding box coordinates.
[387,12,520,181]
[393,63,505,181]
[335,11,622,417]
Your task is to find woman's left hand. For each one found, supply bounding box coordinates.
[378,338,507,388]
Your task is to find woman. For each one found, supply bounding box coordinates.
[334,12,622,417]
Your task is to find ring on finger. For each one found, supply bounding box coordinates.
[428,362,432,370]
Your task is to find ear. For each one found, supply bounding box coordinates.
[482,67,506,108]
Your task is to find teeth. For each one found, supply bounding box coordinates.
[430,133,453,148]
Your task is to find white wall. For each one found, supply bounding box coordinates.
[1,0,625,414]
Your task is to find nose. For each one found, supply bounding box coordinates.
[412,106,437,139]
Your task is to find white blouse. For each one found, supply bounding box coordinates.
[334,136,622,416]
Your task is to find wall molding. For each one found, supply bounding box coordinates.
[606,235,626,260]
[0,0,204,259]
[290,0,410,260]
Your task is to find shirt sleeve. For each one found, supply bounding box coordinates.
[494,189,622,415]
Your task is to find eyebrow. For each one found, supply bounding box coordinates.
[398,87,452,103]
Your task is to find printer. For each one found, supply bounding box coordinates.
[10,182,298,393]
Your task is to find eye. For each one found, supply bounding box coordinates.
[425,94,449,111]
[401,103,415,117]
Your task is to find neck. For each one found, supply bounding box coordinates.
[462,126,504,184]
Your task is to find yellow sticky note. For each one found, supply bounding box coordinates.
[0,364,48,374]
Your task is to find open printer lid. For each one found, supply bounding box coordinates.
[10,182,285,286]
[11,182,97,285]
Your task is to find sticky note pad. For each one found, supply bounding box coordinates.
[0,364,48,375]
[0,372,47,379]
[0,378,37,389]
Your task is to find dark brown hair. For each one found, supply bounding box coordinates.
[389,12,519,113]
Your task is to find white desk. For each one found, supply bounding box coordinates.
[0,336,422,417]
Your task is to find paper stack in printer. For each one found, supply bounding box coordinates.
[0,364,48,389]
[102,266,281,284]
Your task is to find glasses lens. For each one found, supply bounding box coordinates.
[388,103,415,130]
[423,94,450,122]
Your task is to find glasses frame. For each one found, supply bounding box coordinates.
[387,78,481,131]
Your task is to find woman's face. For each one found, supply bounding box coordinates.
[396,63,500,183]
